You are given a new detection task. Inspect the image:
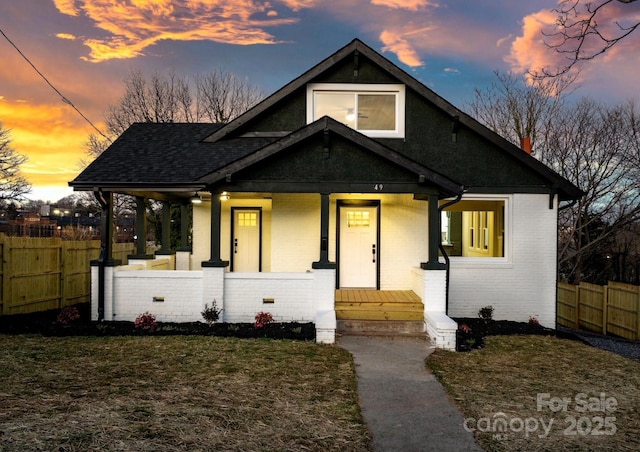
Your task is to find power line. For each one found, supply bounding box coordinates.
[0,26,111,142]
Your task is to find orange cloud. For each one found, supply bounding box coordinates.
[380,30,424,66]
[53,0,80,16]
[56,33,77,40]
[53,0,311,62]
[507,9,559,74]
[279,0,318,11]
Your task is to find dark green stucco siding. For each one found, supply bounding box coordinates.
[228,52,552,193]
[234,134,421,184]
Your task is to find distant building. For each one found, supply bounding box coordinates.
[0,213,58,237]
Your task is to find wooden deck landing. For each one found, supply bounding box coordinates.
[335,289,424,321]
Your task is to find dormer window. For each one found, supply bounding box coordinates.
[307,83,405,138]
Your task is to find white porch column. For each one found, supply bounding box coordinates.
[422,269,447,312]
[102,265,117,321]
[313,268,336,344]
[91,264,99,321]
[175,251,191,270]
[202,266,226,321]
[422,269,457,351]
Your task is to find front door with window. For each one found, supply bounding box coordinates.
[231,208,261,272]
[339,205,379,288]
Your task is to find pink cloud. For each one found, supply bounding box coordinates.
[380,30,424,66]
[508,2,640,76]
[371,0,438,11]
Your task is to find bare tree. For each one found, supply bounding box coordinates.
[467,71,576,154]
[0,122,31,202]
[195,70,264,123]
[546,99,640,283]
[541,0,640,77]
[105,69,194,136]
[86,68,265,157]
[469,73,640,283]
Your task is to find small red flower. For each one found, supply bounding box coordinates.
[254,312,274,329]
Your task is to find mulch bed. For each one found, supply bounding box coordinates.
[0,303,316,340]
[453,317,557,352]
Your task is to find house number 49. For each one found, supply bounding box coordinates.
[374,184,384,191]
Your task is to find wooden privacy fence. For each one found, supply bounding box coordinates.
[558,281,640,341]
[0,235,135,316]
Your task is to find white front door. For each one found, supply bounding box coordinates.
[339,206,378,288]
[232,208,261,272]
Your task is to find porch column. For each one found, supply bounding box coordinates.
[129,196,152,259]
[312,193,336,269]
[421,194,446,270]
[202,192,229,267]
[175,203,191,270]
[178,203,190,251]
[91,190,121,322]
[158,201,172,254]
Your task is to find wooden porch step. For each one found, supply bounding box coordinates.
[336,301,424,309]
[337,319,427,337]
[335,309,424,321]
[335,289,421,303]
[334,289,424,322]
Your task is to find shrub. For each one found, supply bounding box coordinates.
[529,316,540,327]
[201,300,222,325]
[56,306,80,325]
[478,305,494,322]
[134,312,157,331]
[254,312,274,329]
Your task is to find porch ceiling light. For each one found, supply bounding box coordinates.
[191,195,202,204]
[220,191,230,201]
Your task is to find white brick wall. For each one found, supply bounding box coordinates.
[96,267,322,329]
[223,272,315,323]
[378,195,428,289]
[271,193,320,271]
[447,194,557,327]
[111,270,204,322]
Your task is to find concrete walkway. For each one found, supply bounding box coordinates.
[339,335,482,452]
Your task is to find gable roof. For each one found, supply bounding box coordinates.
[198,116,464,197]
[203,38,582,201]
[71,38,582,202]
[69,122,278,194]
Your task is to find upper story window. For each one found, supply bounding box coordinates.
[307,83,405,138]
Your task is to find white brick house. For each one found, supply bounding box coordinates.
[71,39,582,348]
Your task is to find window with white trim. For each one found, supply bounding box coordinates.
[307,83,405,138]
[441,199,506,258]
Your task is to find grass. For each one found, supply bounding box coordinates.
[0,335,371,451]
[427,335,640,451]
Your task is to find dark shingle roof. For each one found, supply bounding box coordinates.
[70,123,277,188]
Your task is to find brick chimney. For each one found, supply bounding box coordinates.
[520,136,532,154]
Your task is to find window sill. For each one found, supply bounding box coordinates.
[446,258,513,269]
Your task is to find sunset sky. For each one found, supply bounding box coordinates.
[1,0,639,202]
